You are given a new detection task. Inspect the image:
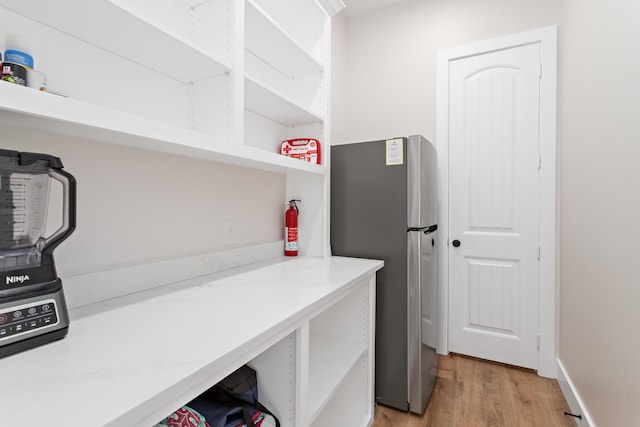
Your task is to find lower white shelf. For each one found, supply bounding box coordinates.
[308,335,368,423]
[310,356,373,427]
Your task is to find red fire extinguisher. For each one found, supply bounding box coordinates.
[285,200,300,256]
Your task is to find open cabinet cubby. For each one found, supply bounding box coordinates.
[243,0,327,156]
[247,274,376,427]
[0,0,231,137]
[244,273,376,427]
[308,282,372,424]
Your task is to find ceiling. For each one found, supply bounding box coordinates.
[340,0,409,18]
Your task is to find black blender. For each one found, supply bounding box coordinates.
[0,149,76,358]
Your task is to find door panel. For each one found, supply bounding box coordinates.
[466,258,518,334]
[449,43,540,369]
[466,68,517,230]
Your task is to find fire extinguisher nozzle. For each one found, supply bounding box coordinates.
[288,199,300,213]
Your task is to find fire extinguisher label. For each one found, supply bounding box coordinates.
[285,227,298,251]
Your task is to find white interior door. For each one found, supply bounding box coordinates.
[448,43,541,369]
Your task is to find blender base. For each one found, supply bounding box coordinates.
[0,286,71,359]
[0,325,69,358]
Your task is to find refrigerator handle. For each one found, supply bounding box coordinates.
[407,224,438,233]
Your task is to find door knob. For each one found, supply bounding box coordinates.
[452,239,461,247]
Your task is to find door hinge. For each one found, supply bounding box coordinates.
[537,334,541,349]
[539,63,543,79]
[538,154,542,170]
[537,245,541,260]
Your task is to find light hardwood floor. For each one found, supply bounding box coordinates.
[371,354,577,427]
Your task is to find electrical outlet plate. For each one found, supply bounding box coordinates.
[224,221,233,244]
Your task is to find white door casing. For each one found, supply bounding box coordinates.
[436,26,557,377]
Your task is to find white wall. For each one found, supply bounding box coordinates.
[332,0,640,425]
[332,0,562,145]
[559,0,640,425]
[0,126,285,276]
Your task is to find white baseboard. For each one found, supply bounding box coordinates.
[62,241,284,308]
[556,359,597,427]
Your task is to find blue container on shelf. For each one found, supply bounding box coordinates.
[4,49,34,69]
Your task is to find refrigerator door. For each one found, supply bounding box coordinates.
[407,228,438,414]
[407,135,438,228]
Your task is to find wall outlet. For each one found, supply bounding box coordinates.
[224,221,234,244]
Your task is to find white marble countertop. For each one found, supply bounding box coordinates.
[0,256,383,427]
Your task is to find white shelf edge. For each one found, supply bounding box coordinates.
[307,334,368,424]
[0,83,327,175]
[245,0,323,77]
[245,75,324,127]
[0,0,230,83]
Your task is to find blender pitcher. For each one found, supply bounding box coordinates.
[0,149,76,358]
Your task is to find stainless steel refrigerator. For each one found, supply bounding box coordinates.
[330,135,438,414]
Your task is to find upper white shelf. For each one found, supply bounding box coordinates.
[0,82,326,175]
[245,0,323,77]
[0,0,230,82]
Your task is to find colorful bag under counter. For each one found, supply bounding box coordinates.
[155,406,211,427]
[156,365,279,427]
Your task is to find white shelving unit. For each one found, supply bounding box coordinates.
[0,1,376,426]
[0,257,381,427]
[243,0,327,171]
[0,0,331,257]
